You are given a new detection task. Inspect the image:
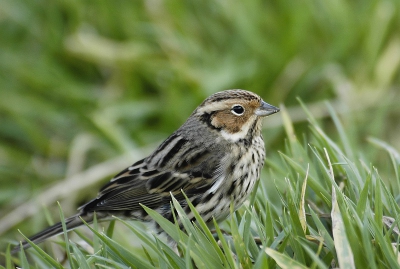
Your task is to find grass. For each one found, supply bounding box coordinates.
[3,103,400,268]
[1,0,400,267]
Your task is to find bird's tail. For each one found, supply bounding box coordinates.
[12,213,92,254]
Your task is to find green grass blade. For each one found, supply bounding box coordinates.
[17,245,30,269]
[70,241,91,269]
[81,218,154,269]
[17,231,63,269]
[142,204,188,243]
[57,202,76,269]
[298,239,328,269]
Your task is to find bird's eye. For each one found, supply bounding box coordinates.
[231,105,245,116]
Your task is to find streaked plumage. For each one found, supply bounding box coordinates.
[13,89,279,253]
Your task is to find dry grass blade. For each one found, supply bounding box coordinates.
[391,243,400,265]
[327,148,355,269]
[265,248,308,269]
[299,164,309,234]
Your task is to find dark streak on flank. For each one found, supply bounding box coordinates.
[227,183,236,196]
[159,138,187,167]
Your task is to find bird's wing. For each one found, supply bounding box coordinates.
[80,135,224,212]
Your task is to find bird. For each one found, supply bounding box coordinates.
[12,89,279,253]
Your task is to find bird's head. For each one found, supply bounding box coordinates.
[194,89,280,142]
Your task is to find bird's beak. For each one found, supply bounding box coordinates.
[255,101,280,116]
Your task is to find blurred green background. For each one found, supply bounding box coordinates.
[1,0,400,251]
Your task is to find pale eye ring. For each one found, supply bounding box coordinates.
[231,105,245,116]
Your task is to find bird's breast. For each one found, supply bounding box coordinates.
[194,135,265,223]
[227,136,265,207]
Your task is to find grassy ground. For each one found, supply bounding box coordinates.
[1,0,400,268]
